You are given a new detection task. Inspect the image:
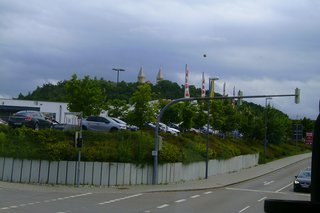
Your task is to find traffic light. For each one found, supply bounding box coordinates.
[295,88,300,104]
[76,137,83,148]
[74,131,83,148]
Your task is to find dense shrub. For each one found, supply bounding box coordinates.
[0,124,311,164]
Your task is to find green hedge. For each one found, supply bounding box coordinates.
[0,124,312,164]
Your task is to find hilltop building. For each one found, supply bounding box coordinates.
[137,66,164,84]
[137,66,145,83]
[156,66,164,83]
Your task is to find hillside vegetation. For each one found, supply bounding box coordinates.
[0,125,311,165]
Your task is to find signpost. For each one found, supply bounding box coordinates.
[306,132,313,144]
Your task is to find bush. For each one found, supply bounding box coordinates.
[0,127,311,164]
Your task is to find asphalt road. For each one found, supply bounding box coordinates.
[0,157,311,213]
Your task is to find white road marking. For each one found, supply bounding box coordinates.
[263,180,274,185]
[190,194,200,199]
[175,199,186,203]
[157,204,169,208]
[276,182,292,192]
[98,193,143,205]
[239,206,250,212]
[204,191,212,194]
[0,192,93,210]
[143,210,151,213]
[226,187,286,195]
[258,196,267,202]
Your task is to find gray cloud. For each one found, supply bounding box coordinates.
[1,0,319,119]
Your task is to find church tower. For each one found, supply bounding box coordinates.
[156,66,164,83]
[137,66,145,83]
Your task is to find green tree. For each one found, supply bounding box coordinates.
[158,99,182,124]
[180,102,196,131]
[105,99,129,118]
[127,84,156,128]
[65,74,105,116]
[266,107,292,144]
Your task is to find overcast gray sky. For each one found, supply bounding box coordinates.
[1,0,319,119]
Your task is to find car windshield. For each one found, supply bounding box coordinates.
[298,171,311,178]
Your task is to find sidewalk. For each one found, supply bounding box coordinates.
[0,153,311,194]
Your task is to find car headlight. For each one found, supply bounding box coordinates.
[294,180,300,184]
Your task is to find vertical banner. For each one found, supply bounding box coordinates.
[201,72,205,97]
[184,64,190,98]
[209,79,215,97]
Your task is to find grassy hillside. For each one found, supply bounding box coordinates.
[0,124,311,165]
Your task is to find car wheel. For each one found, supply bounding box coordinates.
[34,123,40,131]
[82,125,87,130]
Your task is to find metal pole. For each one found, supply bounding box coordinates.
[153,91,299,185]
[205,99,210,179]
[77,150,81,187]
[112,68,125,86]
[76,112,83,187]
[264,98,271,163]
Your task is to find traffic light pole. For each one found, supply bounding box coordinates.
[152,89,300,184]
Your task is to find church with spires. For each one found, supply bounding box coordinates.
[137,66,164,84]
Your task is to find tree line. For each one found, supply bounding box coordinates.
[17,74,314,144]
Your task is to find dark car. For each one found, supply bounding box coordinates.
[8,110,53,130]
[293,168,311,192]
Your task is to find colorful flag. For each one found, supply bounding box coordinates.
[201,72,205,97]
[184,64,190,98]
[209,79,215,97]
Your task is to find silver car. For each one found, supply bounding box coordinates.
[81,116,122,132]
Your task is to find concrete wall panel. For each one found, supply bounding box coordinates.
[39,160,49,184]
[108,163,117,186]
[48,161,58,184]
[20,159,32,183]
[92,162,102,186]
[29,160,40,183]
[83,162,93,185]
[0,157,4,180]
[2,157,13,181]
[57,161,67,184]
[66,161,76,185]
[100,162,110,186]
[11,159,22,182]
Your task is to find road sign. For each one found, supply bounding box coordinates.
[306,132,313,144]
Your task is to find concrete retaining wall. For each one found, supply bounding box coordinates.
[0,153,259,186]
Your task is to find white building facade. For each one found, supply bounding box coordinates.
[0,98,74,124]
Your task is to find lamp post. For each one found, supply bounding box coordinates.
[205,77,219,179]
[264,97,272,163]
[112,68,125,86]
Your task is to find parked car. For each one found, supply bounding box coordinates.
[52,120,79,131]
[81,116,123,132]
[8,110,53,130]
[159,122,180,136]
[110,117,139,131]
[293,168,311,192]
[0,118,8,125]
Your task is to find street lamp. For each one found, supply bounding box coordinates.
[205,77,219,179]
[112,68,125,86]
[264,97,272,163]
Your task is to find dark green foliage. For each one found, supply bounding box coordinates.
[0,125,311,164]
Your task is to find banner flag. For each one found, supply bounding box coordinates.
[184,64,190,98]
[209,79,215,97]
[201,72,205,97]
